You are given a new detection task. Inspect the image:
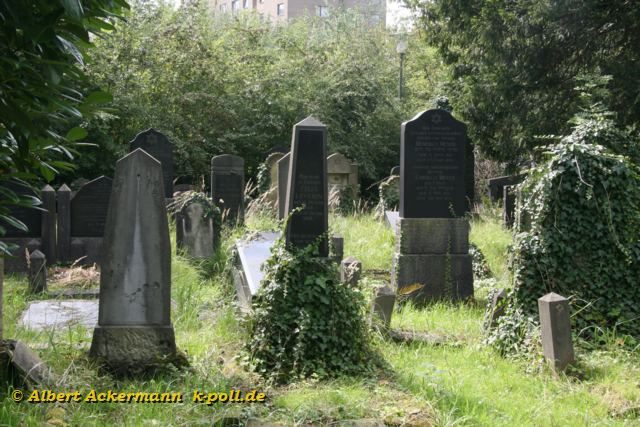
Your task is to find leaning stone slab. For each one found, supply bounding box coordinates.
[233,232,279,310]
[538,292,575,371]
[89,149,177,373]
[392,253,473,302]
[6,340,54,387]
[396,218,469,254]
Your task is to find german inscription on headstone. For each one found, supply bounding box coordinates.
[211,154,245,224]
[284,117,328,256]
[400,109,469,218]
[129,129,174,198]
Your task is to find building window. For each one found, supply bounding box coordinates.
[232,0,240,12]
[316,5,328,17]
[277,3,285,16]
[243,0,250,8]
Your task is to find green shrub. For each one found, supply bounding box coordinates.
[490,117,640,351]
[244,237,378,383]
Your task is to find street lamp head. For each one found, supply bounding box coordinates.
[396,40,408,54]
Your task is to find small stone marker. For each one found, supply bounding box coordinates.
[340,256,362,287]
[90,149,177,372]
[371,286,395,330]
[486,288,507,329]
[179,202,217,259]
[211,154,245,224]
[129,129,174,198]
[277,153,290,220]
[28,250,46,294]
[284,116,329,257]
[538,292,575,371]
[331,234,344,263]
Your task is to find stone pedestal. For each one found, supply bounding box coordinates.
[90,326,176,369]
[538,293,575,371]
[392,218,473,303]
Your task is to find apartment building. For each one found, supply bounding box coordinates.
[210,0,386,25]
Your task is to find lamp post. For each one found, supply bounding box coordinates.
[397,40,408,99]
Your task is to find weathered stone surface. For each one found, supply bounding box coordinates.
[340,256,362,287]
[20,300,98,330]
[538,292,575,371]
[234,232,279,303]
[211,154,245,224]
[396,218,469,254]
[284,116,328,256]
[486,288,507,329]
[8,340,54,387]
[392,253,473,302]
[277,153,290,220]
[90,148,176,369]
[265,152,286,190]
[28,250,46,294]
[129,129,174,198]
[503,185,516,227]
[371,286,395,330]
[385,211,399,230]
[56,184,72,263]
[180,202,217,259]
[400,109,472,218]
[327,152,358,201]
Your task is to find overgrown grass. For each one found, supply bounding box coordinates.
[1,210,639,426]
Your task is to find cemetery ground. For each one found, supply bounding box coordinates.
[2,209,640,426]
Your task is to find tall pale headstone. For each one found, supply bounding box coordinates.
[284,117,328,257]
[89,149,177,371]
[211,154,245,224]
[129,129,174,198]
[277,153,290,220]
[538,292,575,371]
[393,109,473,302]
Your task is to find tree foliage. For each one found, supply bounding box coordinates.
[0,0,128,251]
[406,0,640,166]
[78,1,443,190]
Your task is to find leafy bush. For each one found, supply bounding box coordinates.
[244,237,378,383]
[489,116,640,351]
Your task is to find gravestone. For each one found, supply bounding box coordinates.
[277,153,290,220]
[177,202,218,259]
[487,174,525,202]
[28,250,46,294]
[392,109,473,303]
[326,153,359,203]
[129,129,174,198]
[340,256,362,287]
[538,293,575,371]
[284,117,329,257]
[371,286,395,331]
[503,185,516,227]
[211,154,245,224]
[89,149,177,372]
[0,183,54,272]
[63,176,113,265]
[265,152,286,191]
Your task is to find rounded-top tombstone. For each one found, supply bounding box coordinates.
[210,154,245,224]
[129,129,174,198]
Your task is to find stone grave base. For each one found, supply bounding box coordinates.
[396,218,468,253]
[89,325,178,372]
[392,254,473,302]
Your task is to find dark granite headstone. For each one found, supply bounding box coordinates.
[400,109,470,218]
[211,154,245,224]
[284,117,328,257]
[70,176,112,237]
[129,129,174,198]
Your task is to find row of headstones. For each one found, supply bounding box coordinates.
[262,151,359,218]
